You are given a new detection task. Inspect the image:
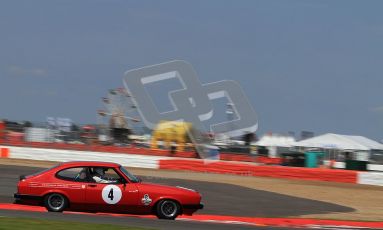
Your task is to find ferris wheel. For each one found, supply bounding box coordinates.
[97,87,143,137]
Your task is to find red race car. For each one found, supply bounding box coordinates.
[14,161,203,219]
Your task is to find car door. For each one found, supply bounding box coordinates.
[54,167,87,204]
[85,167,140,212]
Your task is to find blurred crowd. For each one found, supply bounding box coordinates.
[0,119,109,145]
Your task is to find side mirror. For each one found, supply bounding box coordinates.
[119,178,127,189]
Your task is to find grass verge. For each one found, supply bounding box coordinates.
[0,216,154,230]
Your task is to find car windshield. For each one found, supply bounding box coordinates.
[119,166,140,183]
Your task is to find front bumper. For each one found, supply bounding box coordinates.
[183,203,204,210]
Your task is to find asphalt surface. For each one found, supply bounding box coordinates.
[0,164,355,229]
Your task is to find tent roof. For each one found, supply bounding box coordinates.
[254,134,296,147]
[345,135,383,150]
[295,133,383,151]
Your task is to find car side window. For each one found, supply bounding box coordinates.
[89,167,123,184]
[56,167,89,182]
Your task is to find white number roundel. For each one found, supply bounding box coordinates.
[102,185,122,204]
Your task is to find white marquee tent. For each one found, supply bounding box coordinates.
[255,134,296,147]
[253,134,296,158]
[295,133,383,151]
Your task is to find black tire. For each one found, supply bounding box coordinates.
[44,193,68,212]
[155,199,180,220]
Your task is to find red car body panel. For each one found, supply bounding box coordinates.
[14,161,203,215]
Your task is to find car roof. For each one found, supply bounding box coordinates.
[57,161,121,168]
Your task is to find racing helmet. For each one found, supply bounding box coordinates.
[94,167,105,176]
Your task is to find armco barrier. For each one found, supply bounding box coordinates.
[358,172,383,186]
[2,146,165,169]
[159,159,358,183]
[1,145,382,186]
[1,140,197,158]
[0,147,9,158]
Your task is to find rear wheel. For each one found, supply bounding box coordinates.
[44,193,67,212]
[155,199,180,220]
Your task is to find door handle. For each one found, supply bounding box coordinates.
[88,184,97,187]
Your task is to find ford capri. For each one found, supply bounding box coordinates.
[14,161,203,219]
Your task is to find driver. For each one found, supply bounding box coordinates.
[92,167,117,183]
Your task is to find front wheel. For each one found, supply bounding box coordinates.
[44,193,68,212]
[156,200,180,220]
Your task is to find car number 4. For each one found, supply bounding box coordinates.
[108,188,114,200]
[102,185,122,204]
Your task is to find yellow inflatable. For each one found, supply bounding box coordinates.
[150,121,193,151]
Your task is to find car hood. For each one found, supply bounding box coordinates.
[137,182,198,194]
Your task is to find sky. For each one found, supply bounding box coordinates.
[0,0,382,141]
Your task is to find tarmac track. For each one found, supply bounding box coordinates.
[0,165,355,229]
